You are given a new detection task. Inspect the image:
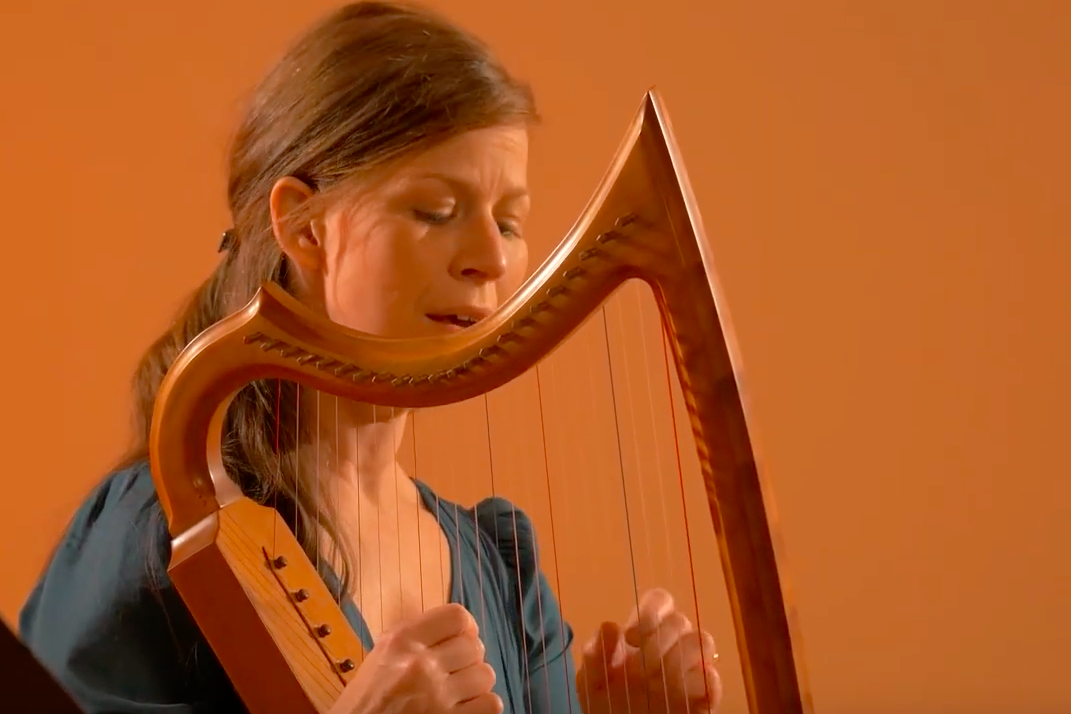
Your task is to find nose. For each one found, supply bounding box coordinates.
[449,214,508,284]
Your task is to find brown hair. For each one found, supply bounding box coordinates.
[119,0,538,597]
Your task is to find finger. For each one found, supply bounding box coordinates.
[697,629,719,669]
[625,610,691,681]
[688,662,723,708]
[660,631,721,701]
[643,611,692,664]
[624,588,675,646]
[446,660,497,705]
[429,631,486,673]
[580,621,626,689]
[671,630,719,673]
[662,659,723,709]
[407,603,478,647]
[682,650,723,709]
[456,692,504,714]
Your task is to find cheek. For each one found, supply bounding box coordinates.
[323,217,431,335]
[323,224,397,330]
[499,240,529,296]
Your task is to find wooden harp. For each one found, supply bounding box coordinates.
[149,88,811,714]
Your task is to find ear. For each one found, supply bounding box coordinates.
[269,176,324,279]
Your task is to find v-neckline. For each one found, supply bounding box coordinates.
[323,480,462,650]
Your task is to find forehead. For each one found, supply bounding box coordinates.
[390,125,530,194]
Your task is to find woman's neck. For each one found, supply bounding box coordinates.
[300,395,412,509]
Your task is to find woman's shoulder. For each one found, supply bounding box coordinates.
[415,481,542,589]
[74,458,163,521]
[20,459,172,628]
[470,495,540,573]
[20,460,240,710]
[52,459,168,569]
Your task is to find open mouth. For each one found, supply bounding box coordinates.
[426,313,479,329]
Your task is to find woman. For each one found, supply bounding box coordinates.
[20,3,722,713]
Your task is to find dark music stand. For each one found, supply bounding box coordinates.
[0,616,84,712]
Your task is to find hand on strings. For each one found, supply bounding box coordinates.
[328,603,502,714]
[575,588,722,714]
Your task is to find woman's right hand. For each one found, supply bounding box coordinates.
[328,603,502,714]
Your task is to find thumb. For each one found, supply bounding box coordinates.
[580,621,627,689]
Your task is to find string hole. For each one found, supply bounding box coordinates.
[272,556,288,569]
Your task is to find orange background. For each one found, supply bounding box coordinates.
[1,1,1068,712]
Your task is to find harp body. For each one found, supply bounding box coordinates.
[149,89,811,713]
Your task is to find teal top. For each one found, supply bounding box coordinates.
[19,461,581,713]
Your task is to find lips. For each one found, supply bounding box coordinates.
[427,313,479,328]
[426,306,493,330]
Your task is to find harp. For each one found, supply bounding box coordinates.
[149,88,811,714]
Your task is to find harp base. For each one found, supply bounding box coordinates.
[168,498,365,714]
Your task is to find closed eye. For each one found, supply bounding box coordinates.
[413,208,454,225]
[414,207,523,238]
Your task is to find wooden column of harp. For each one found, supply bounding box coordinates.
[148,88,813,714]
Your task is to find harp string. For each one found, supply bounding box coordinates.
[480,393,531,712]
[276,287,704,710]
[411,409,426,614]
[533,362,572,714]
[272,379,281,567]
[544,363,595,714]
[480,394,529,710]
[352,398,363,615]
[316,391,321,586]
[473,424,489,642]
[392,405,403,620]
[611,288,673,713]
[451,459,465,603]
[296,386,302,555]
[335,394,341,602]
[637,285,708,711]
[579,314,620,709]
[599,303,643,714]
[660,305,716,708]
[374,404,383,635]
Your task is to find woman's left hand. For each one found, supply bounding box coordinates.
[575,588,722,714]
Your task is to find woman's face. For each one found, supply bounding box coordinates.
[273,125,531,339]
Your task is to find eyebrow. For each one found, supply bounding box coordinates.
[412,171,530,201]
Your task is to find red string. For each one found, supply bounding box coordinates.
[661,324,715,708]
